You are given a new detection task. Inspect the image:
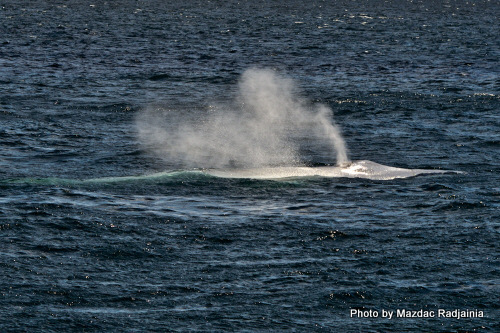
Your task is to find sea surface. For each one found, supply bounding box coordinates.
[1,0,499,332]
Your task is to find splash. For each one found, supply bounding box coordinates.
[136,68,349,168]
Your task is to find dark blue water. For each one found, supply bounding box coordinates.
[1,0,499,332]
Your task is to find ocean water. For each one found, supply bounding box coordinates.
[1,0,499,332]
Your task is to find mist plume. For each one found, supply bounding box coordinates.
[136,68,349,168]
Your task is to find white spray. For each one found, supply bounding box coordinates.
[136,68,349,168]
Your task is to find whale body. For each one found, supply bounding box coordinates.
[2,160,461,185]
[204,160,458,180]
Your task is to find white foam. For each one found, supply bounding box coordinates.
[204,160,458,180]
